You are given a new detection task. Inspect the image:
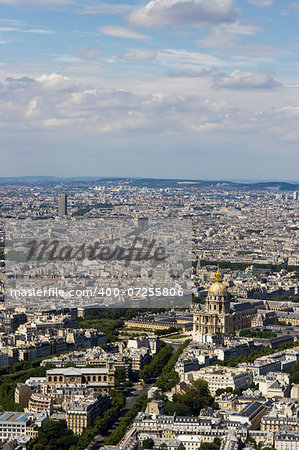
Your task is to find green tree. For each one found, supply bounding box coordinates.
[139,343,173,382]
[28,420,78,450]
[200,438,222,450]
[64,362,77,368]
[142,438,155,449]
[115,367,127,386]
[164,378,216,416]
[290,362,299,383]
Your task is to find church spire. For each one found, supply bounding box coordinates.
[215,265,221,283]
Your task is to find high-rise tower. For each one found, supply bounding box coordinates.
[58,194,67,217]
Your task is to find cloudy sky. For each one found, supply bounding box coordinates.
[0,0,298,180]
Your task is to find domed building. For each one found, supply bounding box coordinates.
[193,268,252,335]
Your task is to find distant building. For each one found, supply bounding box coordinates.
[135,217,148,231]
[58,194,67,217]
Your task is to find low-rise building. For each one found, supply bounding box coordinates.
[229,401,268,430]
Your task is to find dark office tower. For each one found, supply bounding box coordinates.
[58,194,67,217]
[137,217,148,231]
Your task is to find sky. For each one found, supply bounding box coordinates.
[0,0,298,181]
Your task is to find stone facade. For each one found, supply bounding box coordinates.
[193,269,252,335]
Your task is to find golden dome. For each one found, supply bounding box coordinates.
[208,267,227,296]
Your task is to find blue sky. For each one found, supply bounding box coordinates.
[0,0,298,180]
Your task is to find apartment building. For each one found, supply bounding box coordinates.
[188,366,252,395]
[27,392,54,415]
[261,412,299,432]
[0,412,37,442]
[275,432,299,450]
[66,393,110,434]
[134,412,249,443]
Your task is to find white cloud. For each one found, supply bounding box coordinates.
[213,70,282,89]
[37,72,78,90]
[1,70,299,182]
[21,29,55,34]
[167,68,215,77]
[0,27,17,31]
[248,0,273,6]
[119,50,157,61]
[75,47,104,60]
[223,20,262,35]
[164,66,282,90]
[26,98,39,118]
[77,2,133,15]
[284,2,299,15]
[129,0,237,28]
[0,71,293,138]
[0,23,55,34]
[97,25,151,40]
[0,0,75,4]
[197,27,278,58]
[158,48,227,68]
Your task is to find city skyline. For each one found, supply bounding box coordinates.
[0,175,299,448]
[0,0,298,180]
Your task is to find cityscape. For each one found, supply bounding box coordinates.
[0,178,298,450]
